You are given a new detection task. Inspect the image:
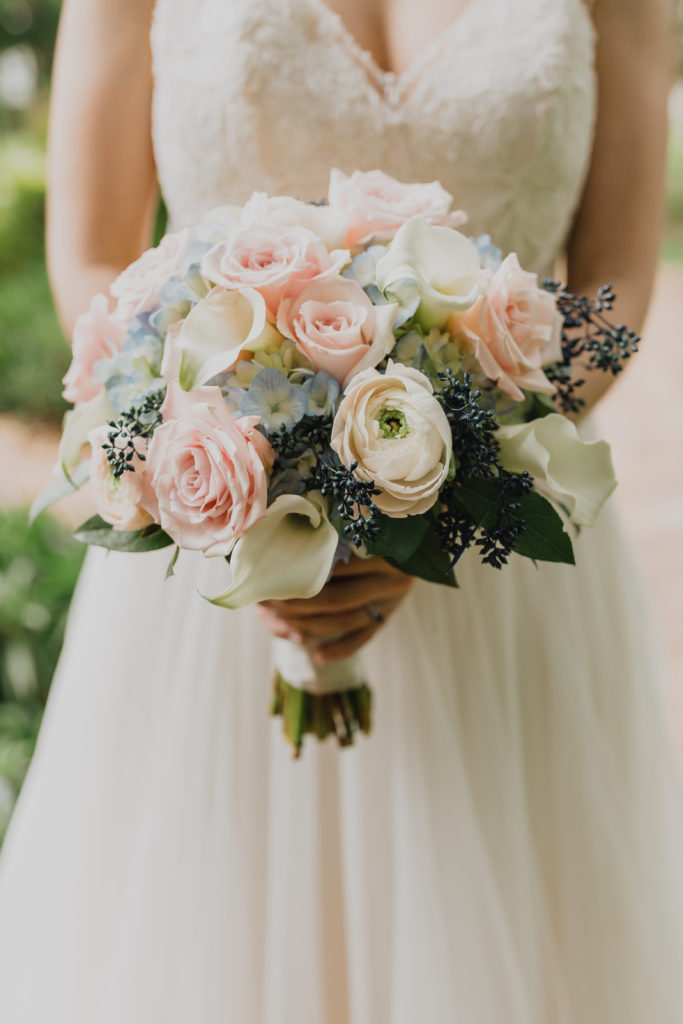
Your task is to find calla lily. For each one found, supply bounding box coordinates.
[496,414,617,527]
[178,286,280,390]
[205,492,339,608]
[374,217,483,328]
[57,389,114,475]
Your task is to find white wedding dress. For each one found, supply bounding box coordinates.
[1,1,683,1021]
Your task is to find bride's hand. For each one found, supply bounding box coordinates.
[258,557,412,663]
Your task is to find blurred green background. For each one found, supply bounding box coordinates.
[0,1,682,843]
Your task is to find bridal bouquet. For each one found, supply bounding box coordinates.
[37,169,638,755]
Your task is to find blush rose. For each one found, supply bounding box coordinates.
[201,223,349,315]
[111,229,190,320]
[141,382,274,556]
[277,276,397,386]
[62,293,128,404]
[453,253,563,401]
[328,168,466,247]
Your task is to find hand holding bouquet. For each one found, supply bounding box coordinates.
[38,169,638,755]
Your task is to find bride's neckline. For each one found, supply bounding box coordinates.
[308,0,483,105]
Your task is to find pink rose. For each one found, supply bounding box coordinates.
[141,382,273,556]
[111,229,190,320]
[200,224,349,315]
[328,169,466,247]
[62,294,127,404]
[88,425,154,532]
[453,254,563,401]
[277,276,397,387]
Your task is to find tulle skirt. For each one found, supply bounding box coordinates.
[0,501,682,1023]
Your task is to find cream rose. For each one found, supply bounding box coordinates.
[277,276,397,387]
[200,223,349,314]
[453,253,563,401]
[374,217,483,328]
[328,169,466,247]
[88,425,154,532]
[496,414,617,527]
[331,362,452,517]
[141,383,274,555]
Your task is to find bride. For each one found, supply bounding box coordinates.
[1,0,681,1021]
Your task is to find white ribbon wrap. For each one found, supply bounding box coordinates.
[272,637,366,696]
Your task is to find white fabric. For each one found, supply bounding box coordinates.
[2,1,683,1021]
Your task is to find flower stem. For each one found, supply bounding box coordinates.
[271,675,373,757]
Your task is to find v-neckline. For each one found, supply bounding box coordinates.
[308,0,481,108]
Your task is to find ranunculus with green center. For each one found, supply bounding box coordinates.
[374,217,483,329]
[331,362,452,517]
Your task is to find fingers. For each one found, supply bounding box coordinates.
[262,571,410,617]
[314,623,379,663]
[256,605,305,644]
[272,600,393,639]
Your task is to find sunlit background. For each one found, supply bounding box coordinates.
[0,0,681,843]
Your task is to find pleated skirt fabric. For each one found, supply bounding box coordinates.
[0,501,682,1023]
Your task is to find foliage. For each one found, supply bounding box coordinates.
[0,507,84,842]
[0,0,62,80]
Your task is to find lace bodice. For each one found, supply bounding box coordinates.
[150,0,596,273]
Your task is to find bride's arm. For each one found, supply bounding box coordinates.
[566,0,671,414]
[46,0,158,337]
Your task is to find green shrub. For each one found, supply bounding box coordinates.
[0,175,45,273]
[0,257,68,421]
[0,508,84,842]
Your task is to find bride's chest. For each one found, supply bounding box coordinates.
[150,0,596,271]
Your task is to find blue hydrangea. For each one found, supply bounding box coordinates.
[180,239,213,299]
[343,245,418,328]
[95,330,164,414]
[150,277,194,335]
[301,371,340,417]
[471,234,503,272]
[239,367,306,432]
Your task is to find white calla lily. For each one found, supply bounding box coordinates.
[178,286,280,390]
[374,217,483,328]
[496,414,617,527]
[57,389,114,475]
[204,492,339,608]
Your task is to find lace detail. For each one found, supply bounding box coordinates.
[150,0,596,273]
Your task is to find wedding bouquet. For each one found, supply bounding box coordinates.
[37,170,638,756]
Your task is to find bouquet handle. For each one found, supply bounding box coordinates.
[270,638,372,757]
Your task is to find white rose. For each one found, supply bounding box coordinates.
[496,414,617,527]
[374,217,483,328]
[331,362,452,517]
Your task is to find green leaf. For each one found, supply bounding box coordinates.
[364,512,430,563]
[73,516,174,553]
[388,523,458,587]
[450,478,574,565]
[511,491,575,565]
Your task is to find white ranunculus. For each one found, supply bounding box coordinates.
[331,362,452,517]
[374,217,483,328]
[177,286,280,390]
[496,414,617,527]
